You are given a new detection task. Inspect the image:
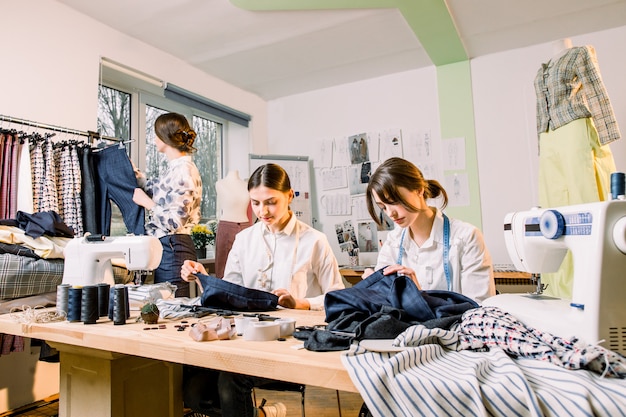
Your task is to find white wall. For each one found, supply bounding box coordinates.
[268,25,626,266]
[267,67,441,266]
[0,0,268,167]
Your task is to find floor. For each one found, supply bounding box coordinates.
[0,395,58,417]
[0,387,363,417]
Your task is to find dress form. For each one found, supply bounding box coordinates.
[548,38,573,62]
[216,170,250,223]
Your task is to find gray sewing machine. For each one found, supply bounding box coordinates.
[483,200,626,355]
[62,234,163,287]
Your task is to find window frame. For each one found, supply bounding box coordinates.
[99,76,224,223]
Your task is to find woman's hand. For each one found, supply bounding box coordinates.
[362,267,375,279]
[133,188,155,210]
[382,264,421,290]
[181,259,207,282]
[272,288,310,310]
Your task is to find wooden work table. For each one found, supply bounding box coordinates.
[0,307,354,417]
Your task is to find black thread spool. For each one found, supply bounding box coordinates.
[67,286,83,322]
[124,285,130,319]
[81,285,99,324]
[56,284,70,317]
[108,286,116,320]
[611,172,625,200]
[97,283,110,317]
[112,285,128,325]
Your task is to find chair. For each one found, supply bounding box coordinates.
[253,382,343,417]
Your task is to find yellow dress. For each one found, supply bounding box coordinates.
[538,117,616,299]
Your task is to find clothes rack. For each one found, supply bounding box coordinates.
[0,114,128,144]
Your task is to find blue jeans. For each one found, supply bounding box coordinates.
[154,234,195,297]
[93,145,145,236]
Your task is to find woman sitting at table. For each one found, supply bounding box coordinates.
[180,163,344,417]
[362,157,495,303]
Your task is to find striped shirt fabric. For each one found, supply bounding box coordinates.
[342,308,626,417]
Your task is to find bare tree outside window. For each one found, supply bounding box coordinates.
[193,116,221,219]
[98,85,131,142]
[97,85,132,236]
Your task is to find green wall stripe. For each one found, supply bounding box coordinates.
[437,62,482,228]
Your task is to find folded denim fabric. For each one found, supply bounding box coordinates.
[198,274,278,311]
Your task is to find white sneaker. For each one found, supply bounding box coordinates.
[260,401,287,417]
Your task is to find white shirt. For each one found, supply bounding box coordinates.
[223,213,345,310]
[375,208,495,303]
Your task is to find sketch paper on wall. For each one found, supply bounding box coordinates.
[366,131,380,162]
[403,129,433,162]
[357,221,378,253]
[445,172,470,207]
[347,164,368,195]
[320,166,347,191]
[321,193,351,216]
[348,133,369,165]
[313,138,334,168]
[443,137,466,170]
[379,128,403,161]
[335,220,358,253]
[351,195,370,220]
[334,136,351,167]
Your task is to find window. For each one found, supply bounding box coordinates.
[97,72,223,235]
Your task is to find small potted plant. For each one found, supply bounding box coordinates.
[191,223,212,259]
[191,221,217,259]
[140,302,160,325]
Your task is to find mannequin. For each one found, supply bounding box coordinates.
[534,38,620,299]
[214,170,251,278]
[549,37,572,61]
[216,170,250,223]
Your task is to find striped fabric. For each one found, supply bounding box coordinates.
[342,322,626,417]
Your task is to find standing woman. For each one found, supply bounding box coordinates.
[363,157,495,303]
[133,112,202,297]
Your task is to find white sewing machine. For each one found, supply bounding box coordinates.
[483,200,626,354]
[62,234,163,286]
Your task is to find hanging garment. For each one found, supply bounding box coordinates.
[55,143,83,236]
[29,137,46,213]
[16,139,34,214]
[93,145,145,236]
[534,45,620,299]
[538,119,616,298]
[78,146,98,235]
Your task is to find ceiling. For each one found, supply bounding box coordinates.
[57,0,626,100]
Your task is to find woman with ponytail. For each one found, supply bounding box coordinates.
[133,112,202,297]
[362,157,495,303]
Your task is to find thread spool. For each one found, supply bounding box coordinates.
[611,172,625,200]
[111,284,128,325]
[67,286,83,322]
[97,283,110,317]
[56,284,70,317]
[81,285,99,324]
